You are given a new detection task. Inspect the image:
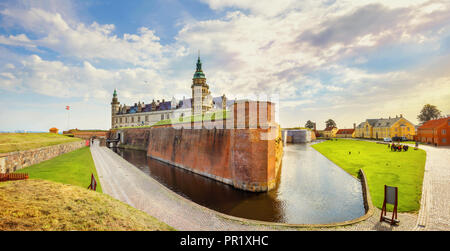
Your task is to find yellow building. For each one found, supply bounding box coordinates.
[323,127,338,138]
[354,115,415,140]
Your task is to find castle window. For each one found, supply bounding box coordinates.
[131,117,134,123]
[161,114,164,120]
[138,116,141,122]
[145,116,149,122]
[443,129,446,135]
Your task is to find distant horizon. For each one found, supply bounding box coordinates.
[1,0,449,131]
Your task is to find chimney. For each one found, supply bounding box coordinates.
[313,122,316,131]
[389,116,391,119]
[353,123,356,129]
[396,115,398,118]
[400,114,403,118]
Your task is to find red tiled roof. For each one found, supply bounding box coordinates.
[336,129,355,134]
[419,117,449,129]
[324,126,337,131]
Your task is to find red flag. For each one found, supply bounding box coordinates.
[66,106,70,110]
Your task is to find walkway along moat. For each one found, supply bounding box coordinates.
[113,143,365,224]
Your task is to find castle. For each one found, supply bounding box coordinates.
[111,56,231,129]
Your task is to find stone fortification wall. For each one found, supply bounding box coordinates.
[113,101,283,192]
[0,141,85,173]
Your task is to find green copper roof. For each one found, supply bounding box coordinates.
[113,89,117,97]
[193,56,206,79]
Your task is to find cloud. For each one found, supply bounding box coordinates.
[0,8,169,67]
[0,54,183,105]
[0,0,449,130]
[0,33,36,48]
[298,4,410,47]
[200,0,298,17]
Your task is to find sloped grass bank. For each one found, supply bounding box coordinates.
[0,133,82,153]
[15,147,102,192]
[312,139,426,212]
[0,179,174,231]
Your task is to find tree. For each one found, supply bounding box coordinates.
[305,120,315,129]
[417,104,441,123]
[325,119,336,128]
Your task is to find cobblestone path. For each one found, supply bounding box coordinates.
[413,145,450,231]
[89,141,448,231]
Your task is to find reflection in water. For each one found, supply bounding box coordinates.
[113,143,365,224]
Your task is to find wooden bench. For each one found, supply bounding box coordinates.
[0,173,29,182]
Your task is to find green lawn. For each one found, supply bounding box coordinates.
[312,139,426,212]
[15,147,102,193]
[0,133,82,153]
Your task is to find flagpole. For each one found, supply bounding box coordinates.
[66,106,70,131]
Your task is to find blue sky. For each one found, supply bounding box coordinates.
[0,0,449,132]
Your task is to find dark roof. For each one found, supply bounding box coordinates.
[129,106,137,114]
[157,101,172,111]
[372,117,402,128]
[324,126,337,131]
[367,119,379,126]
[143,104,152,112]
[178,98,192,109]
[356,117,408,128]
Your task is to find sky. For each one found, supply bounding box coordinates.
[0,0,449,131]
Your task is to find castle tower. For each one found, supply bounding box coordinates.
[191,53,211,115]
[111,89,120,128]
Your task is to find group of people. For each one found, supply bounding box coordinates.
[388,143,409,152]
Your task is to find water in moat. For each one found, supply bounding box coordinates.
[113,143,365,224]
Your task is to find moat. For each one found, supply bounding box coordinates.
[113,143,365,224]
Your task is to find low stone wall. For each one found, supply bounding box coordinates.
[358,169,374,214]
[0,141,85,173]
[64,130,108,140]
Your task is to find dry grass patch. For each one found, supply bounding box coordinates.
[0,179,175,231]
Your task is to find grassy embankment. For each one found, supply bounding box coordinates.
[0,133,82,153]
[16,147,102,192]
[0,179,175,231]
[115,110,229,129]
[312,139,426,212]
[282,127,312,130]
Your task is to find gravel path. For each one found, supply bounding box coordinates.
[413,145,450,231]
[90,141,277,230]
[89,141,449,231]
